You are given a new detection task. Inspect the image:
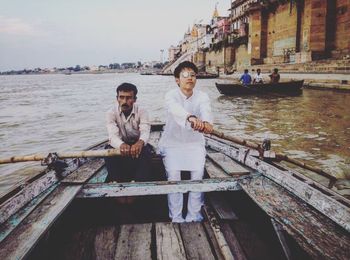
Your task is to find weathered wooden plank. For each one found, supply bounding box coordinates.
[220,222,247,260]
[115,223,152,259]
[62,159,105,183]
[271,218,292,260]
[206,137,350,232]
[203,205,235,260]
[272,161,350,208]
[202,222,225,260]
[0,184,57,243]
[207,152,250,176]
[88,167,108,183]
[0,185,81,259]
[240,175,350,260]
[156,223,186,260]
[78,178,244,198]
[0,160,79,225]
[179,222,215,260]
[205,159,229,178]
[94,226,119,260]
[208,192,238,220]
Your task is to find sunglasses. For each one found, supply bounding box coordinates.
[181,71,196,78]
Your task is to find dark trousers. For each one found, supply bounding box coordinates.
[104,144,153,183]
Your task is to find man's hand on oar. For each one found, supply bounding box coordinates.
[188,115,213,134]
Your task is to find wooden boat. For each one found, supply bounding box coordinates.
[0,123,349,259]
[157,72,219,79]
[215,80,304,95]
[196,72,219,79]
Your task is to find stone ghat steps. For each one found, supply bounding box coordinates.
[249,59,350,74]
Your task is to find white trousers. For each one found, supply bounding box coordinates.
[166,169,204,222]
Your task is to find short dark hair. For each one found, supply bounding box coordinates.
[244,69,249,73]
[116,82,138,98]
[274,68,279,73]
[174,61,198,78]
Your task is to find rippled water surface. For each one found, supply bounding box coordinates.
[0,73,349,195]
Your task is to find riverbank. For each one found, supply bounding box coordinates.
[219,72,350,91]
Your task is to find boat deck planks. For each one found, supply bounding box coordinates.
[94,226,119,260]
[0,184,57,243]
[208,192,239,220]
[240,175,350,259]
[0,185,81,259]
[62,159,105,184]
[179,222,216,260]
[202,222,226,260]
[207,152,250,176]
[156,223,187,260]
[88,167,108,183]
[206,137,350,232]
[115,223,152,260]
[205,159,230,178]
[203,205,236,260]
[220,222,247,260]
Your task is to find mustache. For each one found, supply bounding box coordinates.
[121,104,129,108]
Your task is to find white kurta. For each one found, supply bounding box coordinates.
[158,88,213,171]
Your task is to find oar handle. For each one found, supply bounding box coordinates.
[0,148,121,164]
[211,129,262,152]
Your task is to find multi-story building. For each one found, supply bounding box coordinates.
[168,45,181,62]
[229,0,350,70]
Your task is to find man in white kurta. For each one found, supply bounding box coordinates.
[159,61,213,223]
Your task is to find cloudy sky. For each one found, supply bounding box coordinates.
[0,0,230,71]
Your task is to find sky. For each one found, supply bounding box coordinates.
[0,0,231,71]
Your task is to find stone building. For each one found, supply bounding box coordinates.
[230,0,350,70]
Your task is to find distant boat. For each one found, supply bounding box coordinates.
[196,72,219,79]
[157,72,219,78]
[215,80,304,95]
[140,72,157,75]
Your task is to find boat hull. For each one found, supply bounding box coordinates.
[215,80,304,95]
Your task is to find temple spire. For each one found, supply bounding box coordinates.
[213,2,219,18]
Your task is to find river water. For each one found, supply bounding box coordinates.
[0,73,349,196]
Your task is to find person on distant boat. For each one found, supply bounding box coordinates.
[269,68,280,83]
[104,82,152,184]
[253,68,264,84]
[158,61,213,223]
[239,69,252,86]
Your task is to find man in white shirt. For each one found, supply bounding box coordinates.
[158,61,213,222]
[105,83,152,183]
[253,68,264,84]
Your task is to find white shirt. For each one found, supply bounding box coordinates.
[254,73,264,83]
[106,103,150,148]
[158,88,213,171]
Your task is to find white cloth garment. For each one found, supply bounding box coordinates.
[254,73,264,83]
[158,87,213,222]
[158,88,212,170]
[106,103,150,148]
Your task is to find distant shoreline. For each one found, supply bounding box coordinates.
[0,69,145,76]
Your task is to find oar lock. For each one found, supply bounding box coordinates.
[262,139,271,151]
[41,153,68,176]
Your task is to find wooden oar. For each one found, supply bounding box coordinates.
[0,148,121,164]
[210,129,337,187]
